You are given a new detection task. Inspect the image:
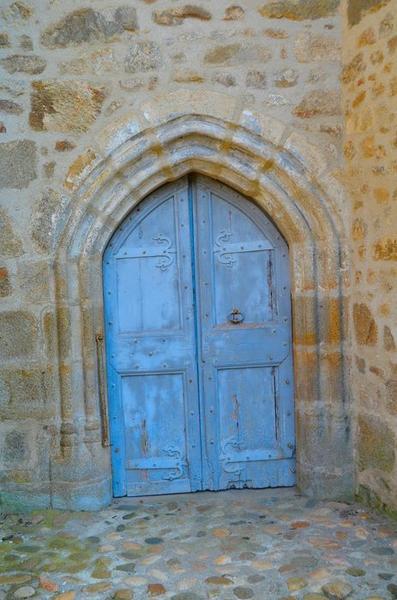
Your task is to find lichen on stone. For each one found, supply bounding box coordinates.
[293,89,340,118]
[0,311,37,360]
[1,1,33,22]
[373,238,397,261]
[31,188,67,254]
[0,140,37,189]
[0,54,46,75]
[259,0,340,21]
[29,80,105,133]
[125,41,162,73]
[0,99,23,114]
[347,0,391,27]
[0,209,23,257]
[41,7,138,48]
[223,6,245,20]
[353,303,378,346]
[358,415,396,472]
[153,5,212,25]
[0,267,11,298]
[204,44,272,65]
[0,33,10,47]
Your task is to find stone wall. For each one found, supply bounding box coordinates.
[342,0,397,513]
[0,0,355,509]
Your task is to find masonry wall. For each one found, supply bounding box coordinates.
[342,0,397,513]
[0,0,352,508]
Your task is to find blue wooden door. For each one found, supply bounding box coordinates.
[104,175,295,497]
[194,176,295,490]
[103,178,202,496]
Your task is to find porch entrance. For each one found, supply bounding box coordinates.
[103,175,295,497]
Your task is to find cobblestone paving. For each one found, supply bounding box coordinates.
[1,489,397,599]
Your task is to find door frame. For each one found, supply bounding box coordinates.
[48,103,352,510]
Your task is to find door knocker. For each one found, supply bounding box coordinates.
[228,308,244,324]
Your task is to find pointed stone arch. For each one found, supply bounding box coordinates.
[51,90,352,509]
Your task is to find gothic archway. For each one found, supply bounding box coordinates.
[50,92,351,509]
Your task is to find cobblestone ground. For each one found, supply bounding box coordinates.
[1,489,397,600]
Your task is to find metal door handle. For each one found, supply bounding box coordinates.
[228,308,244,324]
[95,333,110,447]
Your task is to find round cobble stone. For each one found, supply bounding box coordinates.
[346,567,365,577]
[13,587,36,599]
[321,581,353,599]
[233,587,254,599]
[371,547,394,555]
[113,591,133,600]
[387,584,397,598]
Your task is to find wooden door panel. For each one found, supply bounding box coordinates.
[194,175,295,491]
[104,178,202,496]
[114,197,181,334]
[216,365,295,489]
[121,372,193,495]
[213,249,275,326]
[115,253,181,334]
[204,329,291,365]
[217,366,278,451]
[211,194,275,325]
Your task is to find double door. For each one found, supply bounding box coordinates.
[104,175,295,496]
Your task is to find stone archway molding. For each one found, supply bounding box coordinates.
[52,89,352,509]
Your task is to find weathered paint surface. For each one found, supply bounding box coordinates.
[104,175,295,496]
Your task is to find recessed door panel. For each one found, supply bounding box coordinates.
[213,247,275,326]
[115,254,181,334]
[114,196,181,334]
[212,195,275,325]
[217,366,277,450]
[122,373,192,495]
[104,174,295,497]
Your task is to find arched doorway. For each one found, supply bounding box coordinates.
[103,174,295,497]
[49,103,351,510]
